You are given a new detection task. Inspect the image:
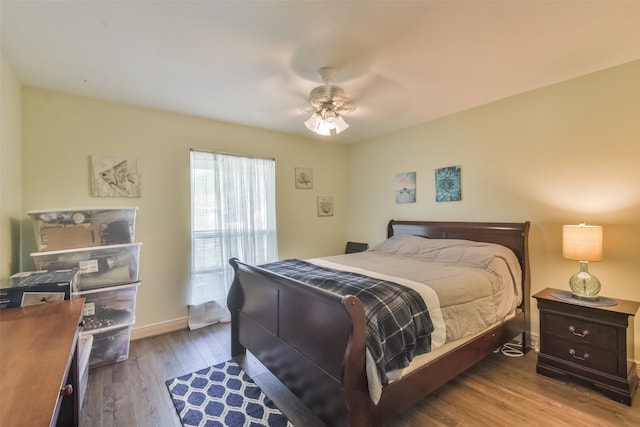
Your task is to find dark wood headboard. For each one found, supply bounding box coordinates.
[387,219,530,272]
[387,219,531,314]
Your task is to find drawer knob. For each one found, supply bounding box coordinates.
[568,325,589,337]
[60,384,73,396]
[569,348,589,361]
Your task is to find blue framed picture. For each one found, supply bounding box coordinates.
[435,166,461,202]
[395,172,416,204]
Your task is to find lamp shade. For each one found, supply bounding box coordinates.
[562,223,603,262]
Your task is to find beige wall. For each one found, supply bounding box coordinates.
[21,88,349,327]
[9,58,640,357]
[346,60,640,355]
[0,54,22,277]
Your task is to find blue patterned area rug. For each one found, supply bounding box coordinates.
[166,360,293,427]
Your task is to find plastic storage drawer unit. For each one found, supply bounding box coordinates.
[79,282,139,331]
[85,325,132,367]
[31,243,141,291]
[28,207,138,251]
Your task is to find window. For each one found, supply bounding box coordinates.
[189,150,278,308]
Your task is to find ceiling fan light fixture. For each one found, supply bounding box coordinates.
[331,113,350,134]
[304,107,350,136]
[303,67,355,137]
[304,111,323,133]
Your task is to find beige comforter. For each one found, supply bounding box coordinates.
[309,234,523,403]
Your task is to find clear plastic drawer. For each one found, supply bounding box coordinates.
[78,282,139,331]
[28,207,138,251]
[84,325,132,368]
[31,243,141,291]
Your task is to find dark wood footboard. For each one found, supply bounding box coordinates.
[227,220,531,427]
[228,258,372,427]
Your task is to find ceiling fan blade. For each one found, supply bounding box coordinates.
[347,72,409,119]
[290,37,376,84]
[251,73,312,122]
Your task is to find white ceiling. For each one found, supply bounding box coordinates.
[2,1,640,144]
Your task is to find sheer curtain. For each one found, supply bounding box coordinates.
[189,150,278,329]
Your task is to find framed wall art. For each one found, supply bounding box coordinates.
[91,155,141,198]
[317,196,334,217]
[395,172,416,204]
[295,167,313,189]
[435,165,461,202]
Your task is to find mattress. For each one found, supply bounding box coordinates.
[309,234,523,402]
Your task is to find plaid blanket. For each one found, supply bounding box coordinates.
[259,259,434,385]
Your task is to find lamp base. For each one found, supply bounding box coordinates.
[569,261,601,300]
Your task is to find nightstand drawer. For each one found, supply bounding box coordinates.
[546,334,617,374]
[544,313,617,352]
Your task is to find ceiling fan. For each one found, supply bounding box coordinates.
[302,67,356,136]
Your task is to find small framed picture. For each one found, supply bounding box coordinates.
[395,172,416,204]
[317,196,334,216]
[295,167,313,189]
[435,165,461,202]
[91,155,141,198]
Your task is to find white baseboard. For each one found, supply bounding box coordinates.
[131,317,188,341]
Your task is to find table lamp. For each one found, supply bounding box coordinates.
[562,223,603,300]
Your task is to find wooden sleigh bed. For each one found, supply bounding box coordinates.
[228,220,531,426]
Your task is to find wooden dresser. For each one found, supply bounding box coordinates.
[533,288,639,405]
[0,299,84,426]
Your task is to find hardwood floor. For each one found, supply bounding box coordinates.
[80,322,640,426]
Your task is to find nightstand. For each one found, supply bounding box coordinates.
[533,288,639,405]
